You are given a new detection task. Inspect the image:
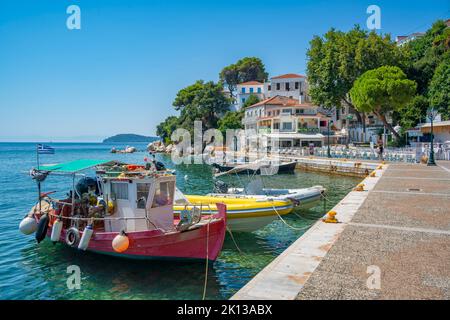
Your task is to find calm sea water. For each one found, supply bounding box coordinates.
[0,142,360,300]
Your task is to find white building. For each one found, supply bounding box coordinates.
[265,73,309,102]
[234,73,310,110]
[235,81,265,109]
[242,95,333,147]
[396,32,425,46]
[420,120,450,143]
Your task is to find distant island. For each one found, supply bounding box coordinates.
[103,134,160,144]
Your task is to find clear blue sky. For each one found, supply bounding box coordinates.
[0,0,448,142]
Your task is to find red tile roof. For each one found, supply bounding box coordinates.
[238,81,263,86]
[248,95,315,108]
[271,73,306,79]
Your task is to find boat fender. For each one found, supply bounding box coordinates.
[112,230,129,253]
[35,214,49,243]
[19,215,38,235]
[107,200,115,214]
[78,225,94,251]
[65,227,81,247]
[50,218,63,242]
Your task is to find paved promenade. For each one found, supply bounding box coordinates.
[297,161,450,299]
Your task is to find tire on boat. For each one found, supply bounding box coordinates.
[65,227,81,247]
[35,214,49,243]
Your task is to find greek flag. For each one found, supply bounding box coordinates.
[37,144,55,154]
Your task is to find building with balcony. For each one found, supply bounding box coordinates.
[243,95,334,148]
[265,73,309,103]
[234,73,310,110]
[234,73,389,145]
[235,81,265,109]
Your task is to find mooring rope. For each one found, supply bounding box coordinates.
[201,204,217,301]
[202,216,210,301]
[226,226,242,254]
[271,202,313,231]
[292,210,321,222]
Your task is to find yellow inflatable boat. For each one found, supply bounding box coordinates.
[173,195,294,232]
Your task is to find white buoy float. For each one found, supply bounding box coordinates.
[78,225,94,250]
[19,216,38,235]
[50,219,63,242]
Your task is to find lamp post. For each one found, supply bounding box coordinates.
[427,107,438,166]
[346,115,353,146]
[327,120,333,158]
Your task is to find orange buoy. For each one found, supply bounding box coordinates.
[112,231,129,253]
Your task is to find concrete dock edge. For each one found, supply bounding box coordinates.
[231,163,387,300]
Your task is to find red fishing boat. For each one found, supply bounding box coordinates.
[20,160,227,261]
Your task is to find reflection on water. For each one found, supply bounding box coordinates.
[0,143,360,299]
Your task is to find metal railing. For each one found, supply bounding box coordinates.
[298,127,321,134]
[273,146,419,163]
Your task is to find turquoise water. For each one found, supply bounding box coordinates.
[0,142,360,300]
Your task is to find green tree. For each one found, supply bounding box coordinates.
[190,81,232,128]
[428,57,450,120]
[173,80,206,111]
[218,111,244,136]
[350,66,416,140]
[169,80,231,136]
[394,95,429,130]
[219,57,268,98]
[242,94,260,108]
[156,116,179,144]
[307,26,407,124]
[157,80,232,141]
[403,20,449,95]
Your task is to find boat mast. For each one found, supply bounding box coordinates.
[71,174,76,216]
[36,144,41,213]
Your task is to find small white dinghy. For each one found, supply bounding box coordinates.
[210,179,326,210]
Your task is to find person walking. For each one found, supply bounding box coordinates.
[309,143,315,156]
[377,136,384,160]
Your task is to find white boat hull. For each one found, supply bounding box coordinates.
[210,186,325,211]
[227,215,278,232]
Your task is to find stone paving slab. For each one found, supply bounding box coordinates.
[297,226,450,300]
[297,163,450,300]
[231,163,384,300]
[437,161,450,169]
[232,162,450,300]
[373,175,450,194]
[386,164,444,171]
[383,169,450,179]
[351,193,450,230]
[438,161,450,173]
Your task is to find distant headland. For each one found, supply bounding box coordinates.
[103,134,160,144]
